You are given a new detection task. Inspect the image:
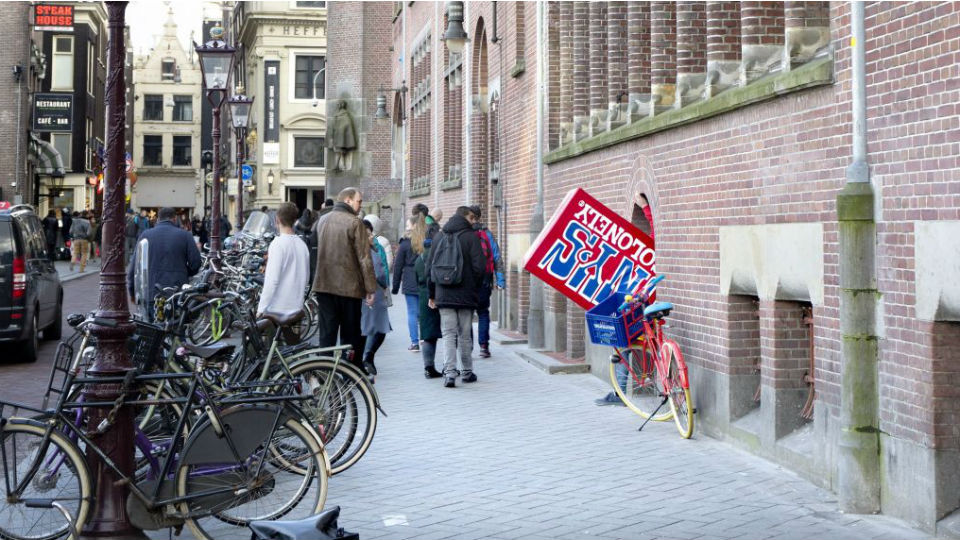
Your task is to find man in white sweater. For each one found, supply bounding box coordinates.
[257,202,310,318]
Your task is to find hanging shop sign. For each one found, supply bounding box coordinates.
[523,188,656,311]
[33,93,73,132]
[264,61,280,143]
[34,4,74,32]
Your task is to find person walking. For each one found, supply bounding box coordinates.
[311,187,377,372]
[61,208,72,252]
[295,208,314,240]
[393,216,424,352]
[427,206,485,388]
[42,210,59,262]
[68,211,91,272]
[124,209,140,263]
[91,213,102,262]
[257,202,310,319]
[416,234,443,378]
[126,207,202,321]
[134,208,151,239]
[468,205,506,358]
[360,219,392,377]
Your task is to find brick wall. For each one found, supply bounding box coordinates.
[0,5,34,203]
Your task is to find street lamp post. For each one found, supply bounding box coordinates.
[82,1,145,537]
[228,90,253,227]
[195,28,236,267]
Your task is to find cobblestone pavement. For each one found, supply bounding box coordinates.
[1,282,933,539]
[324,303,931,540]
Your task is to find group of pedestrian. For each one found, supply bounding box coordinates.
[39,207,104,270]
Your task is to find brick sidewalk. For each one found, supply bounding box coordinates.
[322,301,931,540]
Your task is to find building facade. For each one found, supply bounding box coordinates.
[0,4,41,207]
[388,1,960,533]
[130,10,203,216]
[33,2,108,217]
[232,1,329,214]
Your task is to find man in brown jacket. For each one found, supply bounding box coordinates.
[312,187,377,370]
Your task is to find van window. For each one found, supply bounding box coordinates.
[0,222,14,264]
[11,221,29,259]
[27,216,48,259]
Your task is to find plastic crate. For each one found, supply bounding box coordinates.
[128,320,166,371]
[585,291,646,347]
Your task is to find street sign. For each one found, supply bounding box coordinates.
[125,152,132,174]
[241,164,253,181]
[33,93,73,132]
[523,188,657,311]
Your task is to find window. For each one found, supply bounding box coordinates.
[87,42,95,95]
[294,55,325,99]
[172,136,191,166]
[143,94,163,121]
[51,36,73,90]
[85,119,94,171]
[293,136,324,168]
[51,133,71,169]
[172,95,192,122]
[296,1,326,7]
[162,59,176,81]
[143,135,162,166]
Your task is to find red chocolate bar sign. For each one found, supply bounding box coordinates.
[523,188,656,310]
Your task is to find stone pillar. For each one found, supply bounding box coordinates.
[547,2,561,150]
[740,1,784,85]
[627,2,651,120]
[650,1,677,113]
[588,1,608,135]
[559,1,574,144]
[705,1,741,98]
[676,1,707,108]
[572,1,590,141]
[557,2,574,145]
[783,1,830,71]
[606,1,628,128]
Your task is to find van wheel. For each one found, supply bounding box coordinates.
[43,296,63,341]
[21,312,39,362]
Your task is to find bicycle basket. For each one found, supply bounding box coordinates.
[585,291,646,347]
[128,320,166,371]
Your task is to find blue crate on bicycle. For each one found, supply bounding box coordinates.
[585,291,647,347]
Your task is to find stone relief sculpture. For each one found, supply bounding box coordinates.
[330,100,356,171]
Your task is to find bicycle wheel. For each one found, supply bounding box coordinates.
[609,346,673,422]
[662,340,695,438]
[0,419,92,540]
[287,359,377,474]
[178,411,328,540]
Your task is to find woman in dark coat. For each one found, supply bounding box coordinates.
[392,217,425,351]
[416,235,443,378]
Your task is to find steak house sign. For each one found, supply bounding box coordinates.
[524,188,656,311]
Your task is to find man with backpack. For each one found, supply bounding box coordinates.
[68,211,92,272]
[468,205,506,358]
[426,206,486,388]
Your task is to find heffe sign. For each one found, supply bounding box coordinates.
[523,188,656,311]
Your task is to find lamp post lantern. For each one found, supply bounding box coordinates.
[228,90,253,226]
[442,1,469,54]
[195,28,236,266]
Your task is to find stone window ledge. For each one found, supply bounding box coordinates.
[440,177,462,191]
[545,57,834,165]
[408,186,430,198]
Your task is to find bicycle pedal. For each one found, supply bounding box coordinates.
[692,408,698,414]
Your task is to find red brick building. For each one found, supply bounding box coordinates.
[383,1,960,531]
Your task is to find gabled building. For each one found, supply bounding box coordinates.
[130,8,202,216]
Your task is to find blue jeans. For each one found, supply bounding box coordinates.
[476,283,492,346]
[404,294,419,345]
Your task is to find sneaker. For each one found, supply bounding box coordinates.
[462,372,478,383]
[594,392,625,406]
[408,343,420,353]
[443,376,456,388]
[424,366,443,379]
[479,344,491,358]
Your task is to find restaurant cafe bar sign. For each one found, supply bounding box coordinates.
[34,4,74,32]
[524,188,657,311]
[33,93,73,132]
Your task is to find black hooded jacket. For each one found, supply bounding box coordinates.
[426,214,485,309]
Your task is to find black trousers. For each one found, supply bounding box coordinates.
[315,292,365,367]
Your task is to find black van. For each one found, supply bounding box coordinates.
[0,205,63,361]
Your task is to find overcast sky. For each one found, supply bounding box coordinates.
[125,1,211,57]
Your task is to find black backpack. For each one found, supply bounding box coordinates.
[430,230,468,286]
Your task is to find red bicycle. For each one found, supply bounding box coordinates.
[606,276,695,438]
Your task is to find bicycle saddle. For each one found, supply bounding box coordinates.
[257,310,305,329]
[181,341,235,360]
[249,506,356,540]
[643,302,674,319]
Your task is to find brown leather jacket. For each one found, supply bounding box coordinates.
[311,203,377,299]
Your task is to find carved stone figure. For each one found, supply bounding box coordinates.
[330,101,356,171]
